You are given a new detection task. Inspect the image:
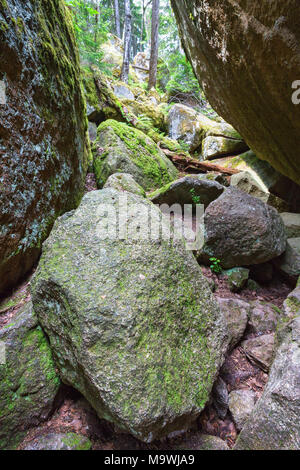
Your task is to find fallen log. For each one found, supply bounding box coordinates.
[159,147,241,176]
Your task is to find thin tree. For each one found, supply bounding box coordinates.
[141,0,152,51]
[113,0,121,38]
[120,0,132,83]
[148,0,160,89]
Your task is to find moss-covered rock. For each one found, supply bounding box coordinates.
[31,189,228,443]
[222,267,249,292]
[121,98,166,131]
[93,119,178,190]
[202,135,248,160]
[167,104,243,154]
[23,432,92,451]
[0,0,89,295]
[0,302,60,449]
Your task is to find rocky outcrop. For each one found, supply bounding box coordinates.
[198,187,287,269]
[0,0,89,295]
[93,119,178,190]
[171,0,300,185]
[167,104,244,155]
[235,287,300,449]
[31,189,227,443]
[0,303,60,449]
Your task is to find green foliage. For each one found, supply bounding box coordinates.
[65,0,111,69]
[189,188,201,204]
[209,257,222,274]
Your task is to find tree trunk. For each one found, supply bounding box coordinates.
[120,0,132,83]
[148,0,160,90]
[113,0,121,38]
[141,0,152,52]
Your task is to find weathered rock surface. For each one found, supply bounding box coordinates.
[231,171,289,213]
[104,173,146,197]
[0,303,60,449]
[280,213,300,239]
[228,390,256,432]
[235,287,300,449]
[248,301,281,335]
[167,104,243,154]
[23,432,92,451]
[31,189,227,443]
[93,120,178,190]
[214,151,300,207]
[0,0,89,295]
[216,298,250,351]
[199,187,287,269]
[148,176,224,208]
[273,237,300,281]
[171,1,300,185]
[241,334,275,373]
[202,136,247,160]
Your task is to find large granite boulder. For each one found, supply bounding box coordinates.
[171,1,300,185]
[0,303,60,449]
[93,120,178,190]
[0,0,89,295]
[199,187,287,269]
[235,287,300,449]
[31,189,227,443]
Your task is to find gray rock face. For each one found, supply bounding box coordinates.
[202,135,247,160]
[241,334,275,373]
[273,237,300,280]
[31,189,227,443]
[148,176,224,209]
[280,213,300,238]
[200,187,287,269]
[170,1,300,186]
[228,390,256,432]
[217,298,250,351]
[0,303,60,450]
[93,119,178,190]
[248,301,281,335]
[235,287,300,450]
[231,171,289,213]
[0,0,89,295]
[104,173,146,197]
[23,432,92,451]
[113,84,134,101]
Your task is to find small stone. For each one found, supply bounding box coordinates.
[217,297,250,350]
[229,389,256,431]
[241,334,275,372]
[223,267,249,292]
[248,301,281,334]
[176,433,229,450]
[246,279,261,291]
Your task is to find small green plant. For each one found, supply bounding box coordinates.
[178,139,190,152]
[209,257,222,274]
[190,188,201,204]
